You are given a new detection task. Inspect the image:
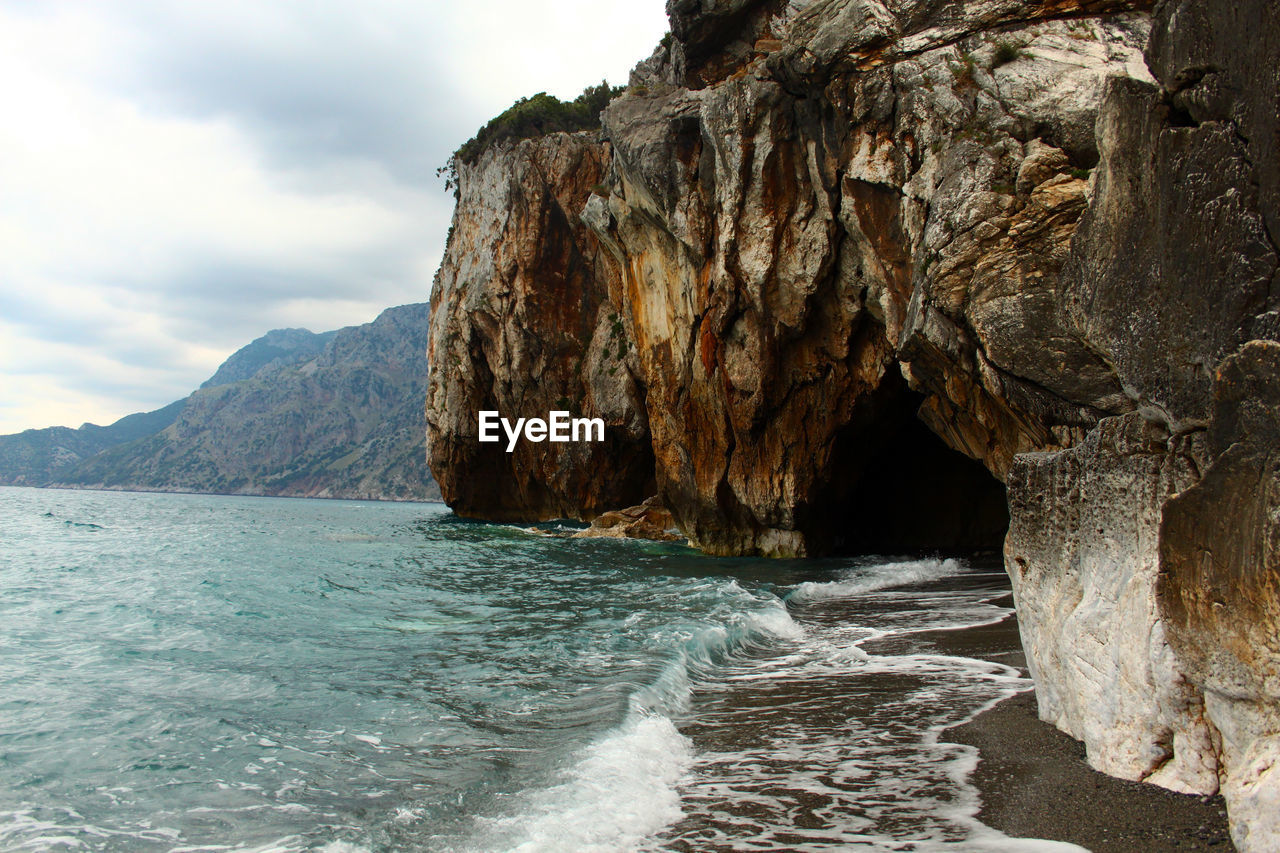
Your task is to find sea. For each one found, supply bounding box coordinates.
[0,487,1084,852]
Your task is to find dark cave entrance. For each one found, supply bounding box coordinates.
[803,376,1010,555]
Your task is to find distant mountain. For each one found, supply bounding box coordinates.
[200,327,336,388]
[0,304,438,502]
[0,400,186,486]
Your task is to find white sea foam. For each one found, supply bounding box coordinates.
[633,585,803,716]
[316,842,373,853]
[742,596,805,642]
[0,808,187,851]
[468,582,801,852]
[649,558,1095,852]
[787,558,964,604]
[473,713,694,853]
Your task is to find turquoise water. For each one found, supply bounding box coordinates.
[0,487,1075,852]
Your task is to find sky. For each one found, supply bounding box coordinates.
[0,0,669,434]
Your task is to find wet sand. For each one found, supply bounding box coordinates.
[931,596,1234,852]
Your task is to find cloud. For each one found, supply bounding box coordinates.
[101,2,472,184]
[0,0,669,433]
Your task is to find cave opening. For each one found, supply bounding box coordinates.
[805,376,1010,555]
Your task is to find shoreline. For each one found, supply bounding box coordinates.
[930,602,1233,852]
[0,482,444,505]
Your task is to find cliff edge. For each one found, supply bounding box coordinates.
[425,0,1279,846]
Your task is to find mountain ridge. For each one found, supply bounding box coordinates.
[1,303,438,502]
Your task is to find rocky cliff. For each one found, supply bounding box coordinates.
[4,304,439,502]
[425,0,1278,846]
[425,135,655,520]
[430,2,1154,552]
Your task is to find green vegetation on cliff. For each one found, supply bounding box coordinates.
[457,82,621,164]
[439,82,623,193]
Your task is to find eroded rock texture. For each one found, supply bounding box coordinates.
[1160,342,1280,848]
[572,496,683,542]
[589,8,1157,555]
[426,0,1280,843]
[1007,414,1216,793]
[426,134,655,520]
[430,3,1162,550]
[1000,0,1280,847]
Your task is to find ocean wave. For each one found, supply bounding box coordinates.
[651,565,1081,852]
[916,687,1094,853]
[472,713,693,853]
[632,583,802,717]
[470,582,800,851]
[786,558,964,604]
[0,808,182,851]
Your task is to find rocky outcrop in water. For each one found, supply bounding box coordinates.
[425,0,1279,845]
[586,5,1160,556]
[572,496,682,542]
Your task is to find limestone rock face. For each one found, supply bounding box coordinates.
[425,134,655,521]
[1059,77,1277,430]
[999,0,1280,846]
[425,0,1280,842]
[589,9,1151,554]
[1006,414,1217,793]
[428,4,1159,553]
[429,5,1159,553]
[1160,342,1280,850]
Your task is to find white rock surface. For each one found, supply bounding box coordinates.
[1005,414,1220,794]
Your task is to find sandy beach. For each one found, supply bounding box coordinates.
[932,598,1233,852]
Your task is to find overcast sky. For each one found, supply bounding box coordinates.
[0,0,669,434]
